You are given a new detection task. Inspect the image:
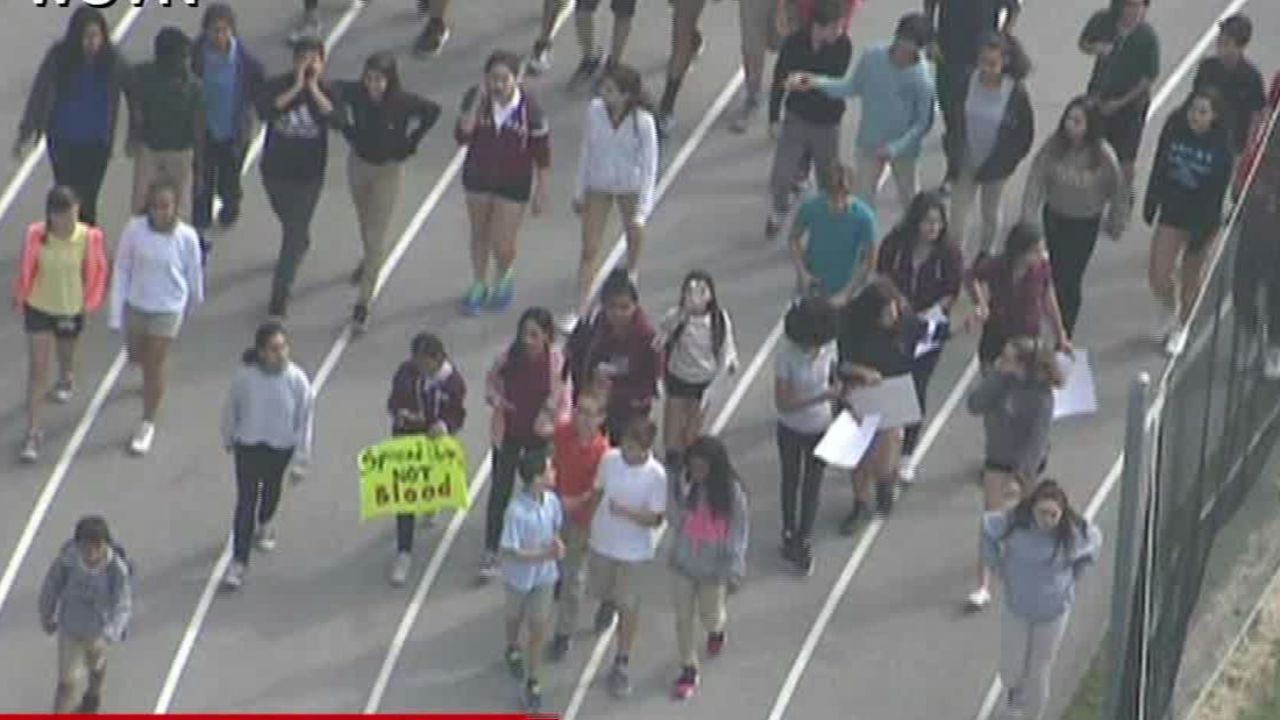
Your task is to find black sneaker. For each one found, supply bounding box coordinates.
[594,601,617,633]
[349,260,364,286]
[524,678,543,711]
[77,693,100,713]
[780,532,796,562]
[795,541,814,576]
[548,633,571,662]
[351,304,370,335]
[876,482,895,516]
[414,17,450,56]
[217,204,240,228]
[568,54,603,92]
[839,501,867,536]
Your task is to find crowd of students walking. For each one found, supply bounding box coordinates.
[15,0,1279,716]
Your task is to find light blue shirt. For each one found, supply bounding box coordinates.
[981,511,1103,623]
[812,43,935,158]
[202,38,239,142]
[500,489,563,592]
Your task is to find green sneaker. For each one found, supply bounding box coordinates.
[461,282,487,315]
[488,271,515,311]
[505,647,526,679]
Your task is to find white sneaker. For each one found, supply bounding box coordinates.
[1153,310,1178,343]
[1265,346,1280,380]
[50,379,73,404]
[897,457,917,484]
[966,586,991,611]
[221,561,246,591]
[389,551,411,587]
[254,523,277,553]
[129,421,155,455]
[526,43,552,75]
[557,312,580,336]
[1164,326,1189,357]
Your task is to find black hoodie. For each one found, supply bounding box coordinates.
[1143,111,1234,243]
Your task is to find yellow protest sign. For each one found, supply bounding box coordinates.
[358,434,469,520]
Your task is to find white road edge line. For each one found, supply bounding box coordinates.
[363,56,747,712]
[149,2,368,712]
[0,3,149,623]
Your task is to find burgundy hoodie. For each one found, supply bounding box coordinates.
[386,359,467,436]
[566,308,661,422]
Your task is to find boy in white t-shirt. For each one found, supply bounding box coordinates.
[588,417,667,700]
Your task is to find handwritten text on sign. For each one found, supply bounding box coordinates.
[358,435,469,519]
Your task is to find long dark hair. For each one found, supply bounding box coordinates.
[891,190,949,255]
[242,320,287,365]
[1178,86,1228,139]
[56,7,116,88]
[505,306,555,368]
[602,62,655,120]
[362,51,403,100]
[43,185,79,242]
[1047,96,1107,167]
[684,436,740,521]
[1000,479,1088,562]
[666,270,727,361]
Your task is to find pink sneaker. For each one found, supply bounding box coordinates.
[707,631,726,656]
[672,666,699,700]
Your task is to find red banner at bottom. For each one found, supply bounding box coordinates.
[0,715,558,719]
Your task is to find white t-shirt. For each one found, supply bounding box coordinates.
[775,339,836,435]
[589,449,668,562]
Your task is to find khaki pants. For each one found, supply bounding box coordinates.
[853,148,918,219]
[555,522,590,637]
[54,634,107,713]
[132,146,193,217]
[671,572,726,667]
[348,154,404,306]
[950,169,1008,261]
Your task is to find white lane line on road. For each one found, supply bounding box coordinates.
[146,2,370,712]
[364,61,747,713]
[0,6,146,230]
[0,2,152,623]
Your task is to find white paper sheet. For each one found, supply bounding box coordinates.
[914,304,949,358]
[1053,350,1098,420]
[816,412,882,469]
[846,374,922,428]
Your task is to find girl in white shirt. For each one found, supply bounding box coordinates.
[109,179,204,455]
[657,270,739,471]
[565,63,658,331]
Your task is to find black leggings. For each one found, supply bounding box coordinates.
[485,435,549,553]
[48,140,110,226]
[232,443,293,565]
[902,350,942,456]
[777,423,825,544]
[1044,207,1103,339]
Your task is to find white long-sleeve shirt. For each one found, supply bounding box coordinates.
[108,216,204,329]
[573,98,659,225]
[220,361,315,464]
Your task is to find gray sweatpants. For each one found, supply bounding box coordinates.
[769,115,840,215]
[999,606,1070,720]
[263,174,324,316]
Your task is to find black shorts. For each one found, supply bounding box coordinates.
[665,374,710,401]
[577,0,637,18]
[1103,100,1149,164]
[24,305,84,338]
[1156,206,1217,254]
[984,457,1048,476]
[463,176,533,204]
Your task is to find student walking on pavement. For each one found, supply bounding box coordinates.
[657,270,740,472]
[548,393,610,661]
[668,436,748,700]
[566,0,639,92]
[127,28,205,222]
[1021,97,1130,339]
[787,165,877,304]
[1144,89,1234,357]
[983,479,1101,720]
[654,0,711,139]
[564,63,657,332]
[966,337,1064,611]
[481,307,571,581]
[499,451,563,712]
[457,50,551,315]
[14,187,108,464]
[39,515,131,714]
[258,36,336,319]
[943,32,1035,261]
[967,222,1071,367]
[219,321,315,591]
[565,270,662,446]
[192,3,265,235]
[109,180,204,456]
[763,2,853,239]
[334,52,441,334]
[775,297,840,575]
[791,12,935,218]
[875,191,962,481]
[588,417,668,700]
[1079,0,1160,197]
[1192,14,1266,157]
[16,7,131,227]
[385,332,467,587]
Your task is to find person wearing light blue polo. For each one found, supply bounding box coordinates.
[788,164,878,307]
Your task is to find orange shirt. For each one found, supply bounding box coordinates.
[553,422,609,527]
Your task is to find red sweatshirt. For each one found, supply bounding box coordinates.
[456,87,550,193]
[565,308,661,422]
[386,360,467,436]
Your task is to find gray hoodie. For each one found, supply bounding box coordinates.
[981,510,1102,623]
[39,541,132,643]
[966,370,1054,478]
[667,477,749,582]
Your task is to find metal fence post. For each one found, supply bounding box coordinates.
[1105,373,1152,720]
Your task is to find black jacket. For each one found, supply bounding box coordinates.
[18,42,131,150]
[943,76,1034,183]
[333,82,441,165]
[1142,113,1233,241]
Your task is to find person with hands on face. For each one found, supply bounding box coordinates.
[385,332,467,587]
[762,0,852,240]
[39,515,132,714]
[499,451,564,712]
[788,164,877,305]
[219,321,315,592]
[565,63,657,332]
[965,337,1064,611]
[457,51,551,315]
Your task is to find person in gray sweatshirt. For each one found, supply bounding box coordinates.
[39,515,132,713]
[667,435,748,701]
[965,336,1063,610]
[981,479,1101,720]
[219,320,315,591]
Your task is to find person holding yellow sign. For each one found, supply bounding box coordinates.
[384,332,467,587]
